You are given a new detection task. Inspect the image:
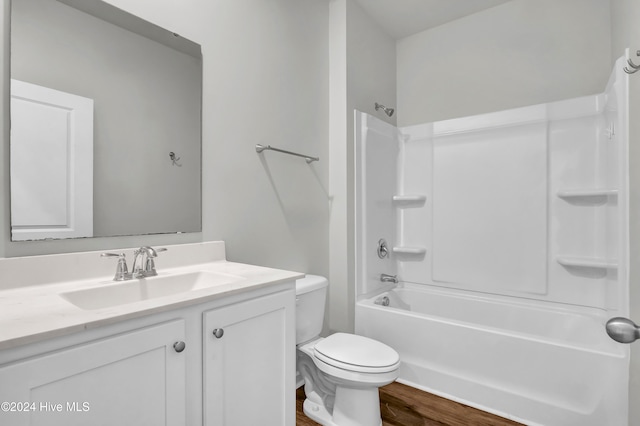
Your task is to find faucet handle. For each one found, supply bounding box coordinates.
[155,247,168,255]
[101,252,131,281]
[143,247,167,277]
[140,246,168,257]
[101,252,121,257]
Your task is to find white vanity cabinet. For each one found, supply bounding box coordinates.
[0,282,296,426]
[0,320,187,426]
[203,290,295,426]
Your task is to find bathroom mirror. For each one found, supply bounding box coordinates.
[9,0,202,241]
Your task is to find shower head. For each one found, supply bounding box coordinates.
[375,102,394,117]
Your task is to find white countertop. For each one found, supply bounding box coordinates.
[0,242,303,350]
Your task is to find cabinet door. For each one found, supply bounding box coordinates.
[204,290,295,426]
[0,320,186,426]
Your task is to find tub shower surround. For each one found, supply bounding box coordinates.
[355,56,629,426]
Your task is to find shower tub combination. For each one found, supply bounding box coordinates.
[357,286,626,425]
[355,56,630,426]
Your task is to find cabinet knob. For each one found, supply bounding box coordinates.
[173,341,186,353]
[212,328,224,339]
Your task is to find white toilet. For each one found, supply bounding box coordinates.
[296,275,400,426]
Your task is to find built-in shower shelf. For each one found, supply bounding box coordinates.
[557,189,618,201]
[392,246,427,255]
[392,195,427,206]
[556,256,618,270]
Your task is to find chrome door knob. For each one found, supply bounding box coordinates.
[606,317,640,343]
[212,328,224,339]
[173,341,186,353]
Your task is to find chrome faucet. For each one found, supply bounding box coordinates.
[131,246,167,278]
[380,273,398,283]
[102,247,167,281]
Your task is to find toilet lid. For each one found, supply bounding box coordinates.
[314,333,400,373]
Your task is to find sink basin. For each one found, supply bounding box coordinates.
[60,271,243,310]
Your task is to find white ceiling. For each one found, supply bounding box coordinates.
[351,0,512,39]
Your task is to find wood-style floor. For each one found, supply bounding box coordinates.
[296,381,523,426]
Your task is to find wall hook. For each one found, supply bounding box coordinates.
[169,152,182,167]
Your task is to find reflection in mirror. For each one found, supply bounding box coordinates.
[10,0,202,241]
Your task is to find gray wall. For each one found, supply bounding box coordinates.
[396,0,612,126]
[98,0,330,276]
[11,0,201,238]
[198,0,329,277]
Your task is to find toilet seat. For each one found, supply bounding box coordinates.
[313,333,400,374]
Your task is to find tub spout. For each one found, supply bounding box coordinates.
[380,274,398,283]
[374,296,390,306]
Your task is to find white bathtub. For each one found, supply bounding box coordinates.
[355,284,628,426]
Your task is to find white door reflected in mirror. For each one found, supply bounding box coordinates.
[10,79,94,241]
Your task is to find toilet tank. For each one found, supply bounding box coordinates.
[295,275,328,345]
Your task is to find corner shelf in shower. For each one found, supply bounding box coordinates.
[392,246,427,255]
[392,195,427,206]
[556,256,618,270]
[557,189,618,203]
